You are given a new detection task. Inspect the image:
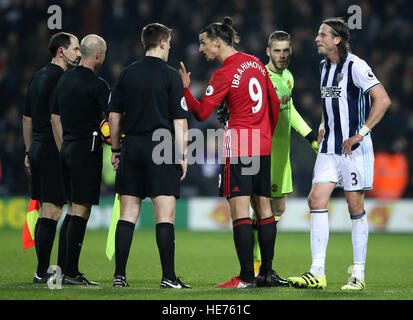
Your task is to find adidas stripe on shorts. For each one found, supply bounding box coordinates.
[219,155,271,199]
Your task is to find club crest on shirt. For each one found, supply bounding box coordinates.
[205,85,214,96]
[280,95,291,105]
[336,73,344,82]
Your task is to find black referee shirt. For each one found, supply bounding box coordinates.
[52,65,110,141]
[108,56,188,135]
[24,63,64,142]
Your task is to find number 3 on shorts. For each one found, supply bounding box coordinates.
[351,172,358,186]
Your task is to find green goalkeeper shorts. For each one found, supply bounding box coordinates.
[270,161,293,198]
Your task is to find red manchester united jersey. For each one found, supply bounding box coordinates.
[184,52,280,157]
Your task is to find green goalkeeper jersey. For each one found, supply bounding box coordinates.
[267,66,312,197]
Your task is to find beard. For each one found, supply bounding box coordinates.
[270,54,291,72]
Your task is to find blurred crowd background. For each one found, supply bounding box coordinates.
[1,0,412,200]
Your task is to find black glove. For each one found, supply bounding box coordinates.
[217,101,230,125]
[304,130,318,154]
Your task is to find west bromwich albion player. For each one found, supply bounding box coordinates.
[288,17,391,291]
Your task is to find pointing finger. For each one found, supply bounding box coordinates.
[180,61,187,74]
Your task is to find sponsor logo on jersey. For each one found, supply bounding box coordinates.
[321,86,343,98]
[279,105,290,112]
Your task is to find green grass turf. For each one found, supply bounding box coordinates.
[0,229,412,300]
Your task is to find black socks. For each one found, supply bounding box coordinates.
[57,213,72,274]
[113,221,177,281]
[114,220,135,277]
[156,222,176,281]
[257,216,276,275]
[232,218,255,282]
[64,215,88,277]
[35,218,58,277]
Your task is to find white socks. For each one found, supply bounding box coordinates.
[308,209,368,281]
[351,211,368,281]
[309,210,329,278]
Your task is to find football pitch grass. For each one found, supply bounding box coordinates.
[0,229,412,300]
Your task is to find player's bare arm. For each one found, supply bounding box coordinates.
[342,85,391,155]
[362,85,391,132]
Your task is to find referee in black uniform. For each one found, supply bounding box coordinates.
[22,32,81,283]
[51,34,110,285]
[108,23,191,288]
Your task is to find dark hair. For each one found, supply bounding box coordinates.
[141,23,172,51]
[268,30,291,47]
[48,32,74,57]
[199,16,240,46]
[322,17,350,68]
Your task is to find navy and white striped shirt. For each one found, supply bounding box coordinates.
[319,53,381,154]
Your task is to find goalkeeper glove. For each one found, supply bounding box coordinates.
[217,101,230,125]
[304,131,319,154]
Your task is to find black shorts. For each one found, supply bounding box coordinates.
[219,156,271,199]
[115,135,182,199]
[60,139,103,205]
[28,141,66,204]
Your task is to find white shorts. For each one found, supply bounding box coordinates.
[312,136,375,191]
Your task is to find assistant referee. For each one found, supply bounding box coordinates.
[108,23,190,289]
[51,34,110,285]
[22,32,80,283]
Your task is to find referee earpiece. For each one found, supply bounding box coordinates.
[58,47,64,59]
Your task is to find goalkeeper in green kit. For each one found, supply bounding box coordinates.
[252,31,318,285]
